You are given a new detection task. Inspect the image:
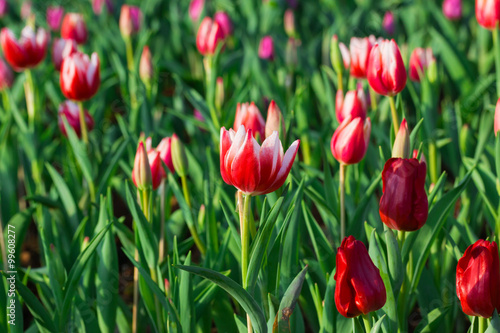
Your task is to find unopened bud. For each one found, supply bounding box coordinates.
[171,134,189,177]
[330,35,343,75]
[392,118,410,158]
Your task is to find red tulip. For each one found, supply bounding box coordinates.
[60,52,100,101]
[258,36,274,61]
[196,17,224,56]
[46,6,64,31]
[409,47,435,82]
[0,27,49,71]
[140,46,153,84]
[220,126,300,196]
[349,37,374,78]
[476,0,500,29]
[334,235,386,318]
[457,240,500,318]
[92,0,114,15]
[331,116,371,165]
[335,89,367,123]
[58,100,94,138]
[133,142,152,190]
[367,39,407,96]
[495,98,500,136]
[52,38,78,71]
[379,158,428,231]
[0,58,13,91]
[265,100,286,139]
[382,11,395,35]
[61,13,88,45]
[443,0,462,20]
[214,11,233,37]
[120,5,142,37]
[234,102,266,140]
[146,136,175,174]
[189,0,204,22]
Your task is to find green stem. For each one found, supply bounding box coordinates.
[203,56,220,130]
[159,181,167,263]
[78,102,89,146]
[493,27,500,97]
[239,192,252,332]
[369,86,377,111]
[24,69,35,131]
[478,316,488,333]
[181,176,192,209]
[388,95,399,135]
[125,37,139,127]
[150,268,165,333]
[362,314,372,333]
[339,163,346,242]
[428,141,438,184]
[181,175,206,255]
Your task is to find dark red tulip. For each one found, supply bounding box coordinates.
[334,236,386,318]
[379,158,428,231]
[457,239,500,318]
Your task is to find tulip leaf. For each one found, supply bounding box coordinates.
[415,307,450,333]
[385,229,403,297]
[485,310,500,333]
[175,264,267,333]
[46,163,79,231]
[319,270,336,333]
[409,118,424,153]
[370,314,386,333]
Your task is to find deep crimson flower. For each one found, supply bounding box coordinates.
[196,17,224,56]
[331,116,371,165]
[52,38,78,71]
[379,158,428,231]
[0,27,49,71]
[409,47,435,82]
[457,239,500,318]
[476,0,500,29]
[58,100,94,138]
[334,236,387,318]
[46,6,64,31]
[367,39,407,96]
[61,13,88,44]
[60,52,100,101]
[120,5,142,37]
[335,89,367,123]
[233,102,266,140]
[220,126,300,195]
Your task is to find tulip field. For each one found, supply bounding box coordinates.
[2,0,500,332]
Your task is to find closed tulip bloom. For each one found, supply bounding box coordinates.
[58,100,94,138]
[367,39,407,96]
[1,26,49,71]
[147,149,164,190]
[52,38,78,71]
[335,90,367,123]
[93,0,114,15]
[284,9,295,37]
[0,58,13,91]
[220,126,300,196]
[331,116,371,165]
[349,37,373,78]
[46,6,64,31]
[334,236,386,318]
[409,47,435,82]
[60,52,100,101]
[0,0,7,17]
[234,102,266,140]
[139,46,153,85]
[196,17,224,56]
[265,100,286,139]
[457,240,500,318]
[392,118,410,158]
[120,5,142,37]
[382,11,395,35]
[189,0,204,22]
[132,142,152,191]
[61,13,88,44]
[379,158,428,231]
[156,137,175,173]
[443,0,462,20]
[495,98,500,136]
[214,11,233,37]
[258,36,275,61]
[171,134,189,177]
[476,0,500,29]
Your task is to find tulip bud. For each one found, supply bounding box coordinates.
[338,41,351,70]
[382,11,395,35]
[132,142,152,191]
[392,119,410,158]
[188,0,204,22]
[214,11,233,38]
[147,149,164,190]
[81,236,90,250]
[331,116,371,165]
[171,134,189,177]
[60,52,100,101]
[258,36,275,61]
[52,38,78,71]
[334,236,387,318]
[379,158,428,231]
[140,46,153,87]
[330,35,344,75]
[335,90,367,123]
[92,0,114,15]
[0,58,13,91]
[284,9,295,37]
[443,0,462,21]
[58,100,95,138]
[427,58,437,83]
[46,6,64,31]
[495,98,500,136]
[164,278,171,297]
[61,13,88,45]
[367,39,407,96]
[0,0,7,18]
[156,136,175,173]
[234,102,266,140]
[456,239,500,318]
[1,26,49,71]
[265,100,286,139]
[476,0,500,30]
[215,77,224,110]
[196,17,225,56]
[409,48,435,82]
[120,5,142,38]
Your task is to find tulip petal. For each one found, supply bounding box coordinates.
[255,131,282,192]
[220,127,233,185]
[260,139,299,195]
[230,130,261,194]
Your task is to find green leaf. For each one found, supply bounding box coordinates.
[180,252,194,333]
[370,315,386,333]
[96,137,130,196]
[415,307,450,333]
[46,163,79,231]
[385,229,403,297]
[175,265,267,333]
[319,270,336,333]
[485,310,500,333]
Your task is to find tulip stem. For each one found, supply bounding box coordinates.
[159,180,169,263]
[493,27,500,97]
[239,192,253,332]
[181,175,206,255]
[78,102,89,146]
[428,141,438,184]
[362,314,372,333]
[369,86,377,111]
[339,163,346,242]
[125,37,139,128]
[388,96,399,135]
[203,56,220,131]
[478,317,487,333]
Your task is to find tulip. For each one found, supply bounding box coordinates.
[21,1,31,20]
[335,90,367,123]
[46,6,64,31]
[379,158,428,231]
[92,0,114,15]
[156,137,175,173]
[331,116,371,165]
[220,126,300,195]
[412,149,426,164]
[61,13,88,45]
[338,41,350,70]
[171,134,189,177]
[265,100,286,139]
[367,39,407,96]
[409,47,435,82]
[331,35,346,75]
[196,17,225,56]
[132,141,160,191]
[476,0,500,29]
[234,102,266,140]
[120,5,142,37]
[349,37,374,79]
[495,98,500,136]
[392,119,410,158]
[60,52,100,101]
[334,236,387,318]
[443,0,462,20]
[214,11,233,38]
[382,11,395,35]
[0,0,7,18]
[0,26,49,71]
[258,36,275,61]
[457,240,500,318]
[139,46,153,86]
[58,100,94,138]
[189,0,204,22]
[52,38,78,71]
[0,58,13,90]
[284,9,295,37]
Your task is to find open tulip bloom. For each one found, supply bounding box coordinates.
[0,26,49,71]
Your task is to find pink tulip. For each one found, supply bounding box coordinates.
[196,17,224,56]
[331,116,371,165]
[443,0,462,20]
[92,0,113,15]
[265,100,286,139]
[120,5,142,37]
[234,102,266,140]
[140,46,153,84]
[495,98,500,136]
[189,0,204,22]
[367,39,407,96]
[258,36,275,61]
[46,6,64,31]
[132,141,162,191]
[0,0,8,18]
[214,11,233,37]
[382,11,395,35]
[409,47,435,82]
